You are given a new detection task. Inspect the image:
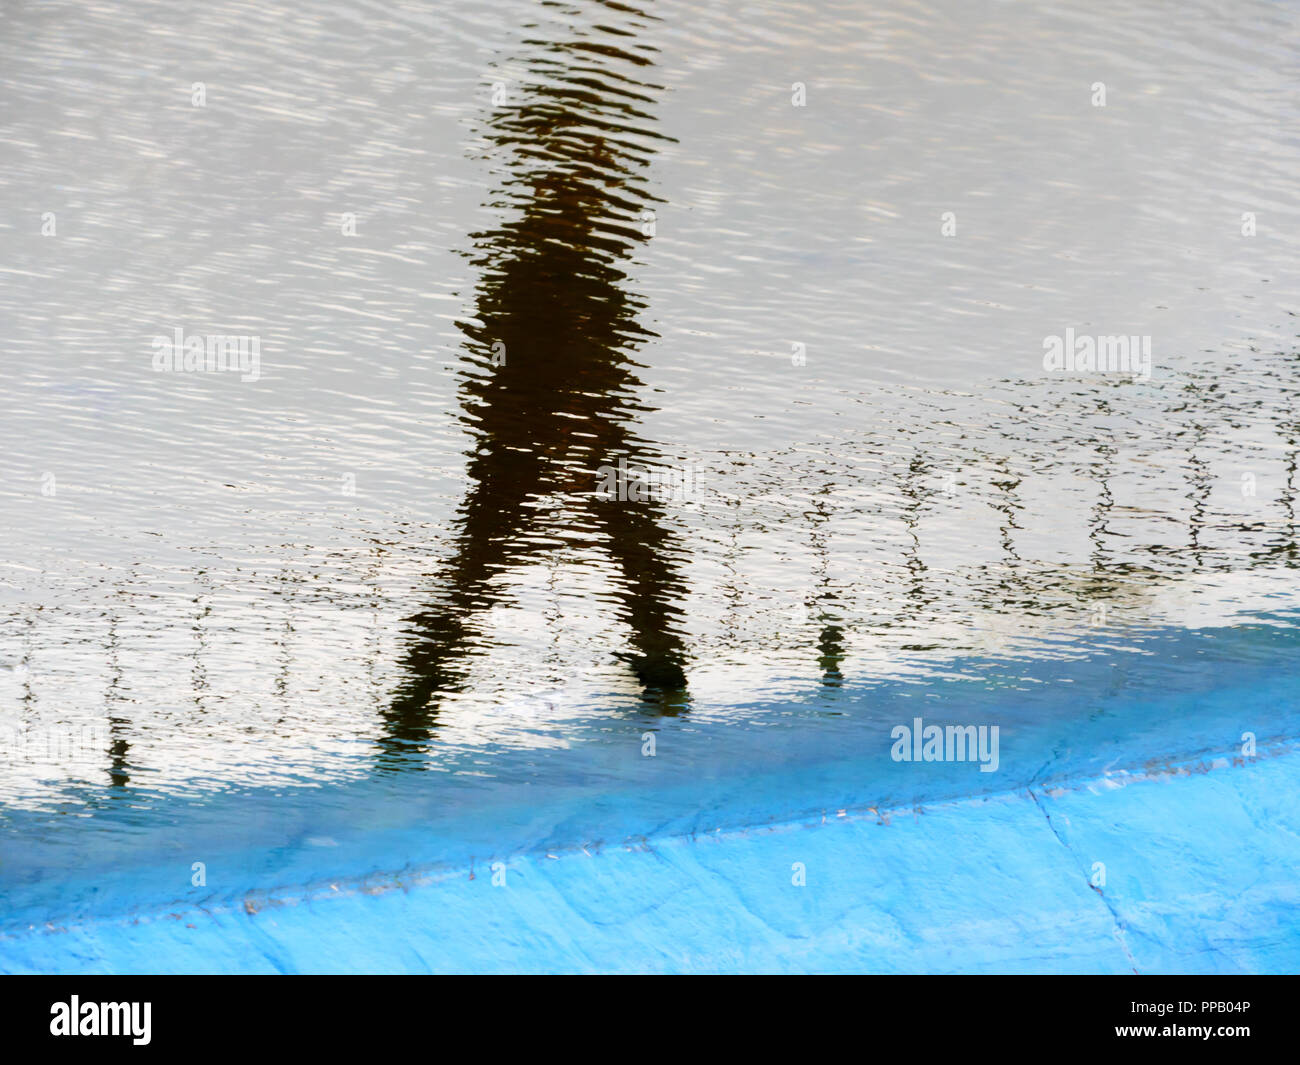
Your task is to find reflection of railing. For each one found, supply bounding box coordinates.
[2,354,1299,803]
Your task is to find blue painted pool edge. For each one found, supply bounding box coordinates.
[4,742,1298,974]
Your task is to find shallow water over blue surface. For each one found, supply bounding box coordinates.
[3,610,1298,937]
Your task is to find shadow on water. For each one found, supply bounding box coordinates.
[379,1,688,764]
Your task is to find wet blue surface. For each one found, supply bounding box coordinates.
[3,615,1298,972]
[4,732,1297,974]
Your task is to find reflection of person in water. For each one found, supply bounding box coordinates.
[380,6,688,761]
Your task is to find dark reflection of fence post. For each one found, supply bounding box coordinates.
[273,564,293,702]
[1279,418,1298,560]
[105,610,130,790]
[807,489,844,687]
[192,566,211,714]
[717,473,743,652]
[1263,354,1300,563]
[898,452,929,624]
[990,453,1023,571]
[1180,377,1213,570]
[1085,397,1116,578]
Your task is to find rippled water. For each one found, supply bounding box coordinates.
[2,0,1300,820]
